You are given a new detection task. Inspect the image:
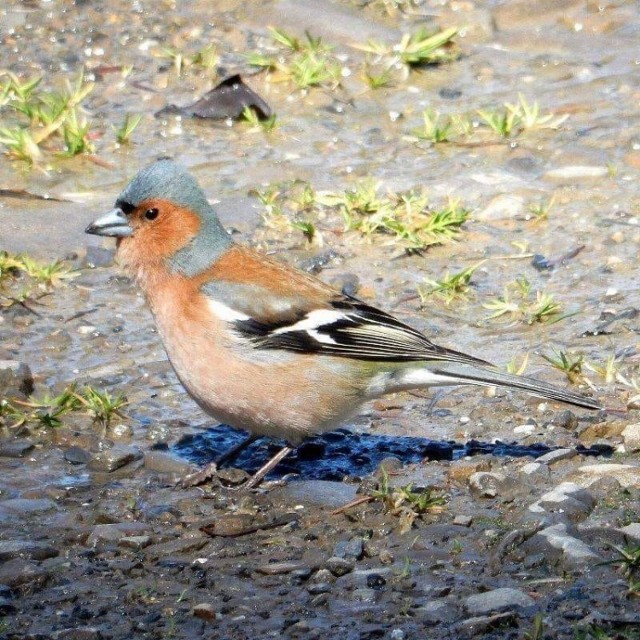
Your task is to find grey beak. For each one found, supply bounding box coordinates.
[85,208,133,237]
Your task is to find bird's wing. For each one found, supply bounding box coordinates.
[198,244,491,366]
[233,295,493,367]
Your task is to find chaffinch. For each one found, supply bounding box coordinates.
[86,160,601,488]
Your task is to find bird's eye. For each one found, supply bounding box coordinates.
[145,208,159,221]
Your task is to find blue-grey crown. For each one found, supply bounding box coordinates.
[116,160,212,219]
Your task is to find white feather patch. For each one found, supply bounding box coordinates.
[206,299,250,322]
[271,309,350,335]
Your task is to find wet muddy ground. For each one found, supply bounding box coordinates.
[1,0,640,638]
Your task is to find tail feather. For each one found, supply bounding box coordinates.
[431,363,601,411]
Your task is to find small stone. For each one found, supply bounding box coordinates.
[216,467,250,485]
[87,445,142,472]
[530,523,600,569]
[554,410,578,430]
[622,424,640,451]
[1,498,57,515]
[457,612,518,636]
[53,626,103,640]
[193,603,216,621]
[87,523,150,547]
[0,361,34,398]
[144,451,199,475]
[529,482,595,522]
[618,523,640,543]
[64,446,92,465]
[0,440,35,458]
[379,550,394,565]
[255,562,306,575]
[536,448,577,465]
[77,325,97,335]
[118,536,152,550]
[575,464,640,489]
[468,472,513,498]
[307,582,331,595]
[453,515,473,527]
[475,194,525,221]
[375,456,403,476]
[333,537,364,560]
[326,556,354,577]
[465,588,536,615]
[366,573,386,589]
[544,165,609,180]
[0,540,59,561]
[520,462,548,477]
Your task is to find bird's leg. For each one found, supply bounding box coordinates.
[180,434,259,488]
[237,445,294,491]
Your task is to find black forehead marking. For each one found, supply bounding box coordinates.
[116,200,135,215]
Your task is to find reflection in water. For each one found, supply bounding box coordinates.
[173,425,612,482]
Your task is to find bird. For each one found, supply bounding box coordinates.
[86,160,601,488]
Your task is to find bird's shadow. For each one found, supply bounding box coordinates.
[171,425,612,482]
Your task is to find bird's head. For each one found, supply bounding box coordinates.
[86,160,232,277]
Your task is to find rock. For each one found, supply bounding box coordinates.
[544,166,609,180]
[255,562,307,575]
[575,464,640,489]
[618,523,640,543]
[475,194,525,221]
[457,612,518,637]
[1,498,57,515]
[453,515,473,527]
[465,588,536,615]
[53,627,103,640]
[529,523,600,569]
[622,424,640,450]
[64,446,92,465]
[529,483,595,522]
[144,450,199,475]
[536,449,577,466]
[414,599,459,624]
[333,537,364,560]
[307,582,331,595]
[0,439,35,458]
[192,603,216,621]
[553,410,578,431]
[0,558,50,588]
[0,540,59,561]
[87,445,142,472]
[118,536,152,550]
[375,456,403,476]
[326,556,354,577]
[520,463,549,477]
[87,522,150,547]
[273,480,358,510]
[216,467,250,486]
[468,472,515,498]
[0,361,34,399]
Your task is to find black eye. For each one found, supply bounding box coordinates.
[145,208,159,221]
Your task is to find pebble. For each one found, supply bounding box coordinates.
[0,360,34,398]
[468,472,513,498]
[1,498,57,515]
[519,462,548,477]
[144,450,198,475]
[255,562,307,575]
[0,440,35,458]
[530,523,600,569]
[275,480,358,510]
[544,166,609,180]
[536,448,577,466]
[64,446,92,465]
[621,423,640,450]
[475,194,524,221]
[457,612,518,637]
[118,536,152,550]
[87,522,150,547]
[554,410,578,431]
[307,582,331,595]
[575,464,640,489]
[333,537,364,560]
[53,626,102,640]
[618,523,640,543]
[453,515,473,527]
[529,482,595,522]
[77,325,97,335]
[87,445,142,472]
[0,558,50,588]
[325,556,354,577]
[0,540,59,561]
[192,603,216,621]
[465,588,536,615]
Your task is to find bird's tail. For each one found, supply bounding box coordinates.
[428,363,601,411]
